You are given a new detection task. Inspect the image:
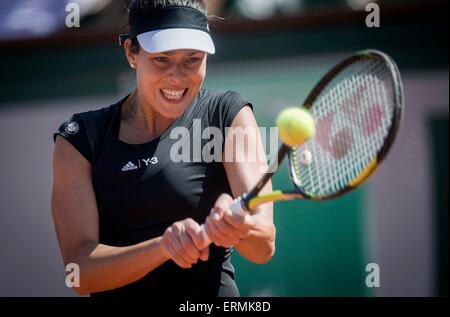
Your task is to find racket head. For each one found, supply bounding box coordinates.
[288,49,404,200]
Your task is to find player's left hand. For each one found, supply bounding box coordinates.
[204,193,255,248]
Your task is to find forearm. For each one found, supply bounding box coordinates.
[235,213,276,264]
[70,237,169,295]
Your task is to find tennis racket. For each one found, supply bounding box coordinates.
[206,49,404,223]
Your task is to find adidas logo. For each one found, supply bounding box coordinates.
[121,161,138,172]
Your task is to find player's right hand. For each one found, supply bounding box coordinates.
[161,218,210,269]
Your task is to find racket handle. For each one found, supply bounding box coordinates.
[199,196,247,246]
[229,196,247,216]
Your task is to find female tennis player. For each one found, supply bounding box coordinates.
[51,0,275,297]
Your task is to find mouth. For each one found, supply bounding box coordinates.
[160,88,188,103]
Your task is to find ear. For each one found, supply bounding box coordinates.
[124,38,138,69]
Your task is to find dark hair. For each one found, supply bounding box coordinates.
[128,0,208,54]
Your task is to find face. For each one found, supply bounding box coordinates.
[126,44,207,119]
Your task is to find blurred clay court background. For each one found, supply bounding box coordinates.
[0,0,448,296]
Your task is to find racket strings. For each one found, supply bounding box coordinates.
[327,61,391,191]
[293,58,396,196]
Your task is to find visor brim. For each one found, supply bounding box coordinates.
[137,28,215,54]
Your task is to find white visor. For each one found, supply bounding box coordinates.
[137,28,215,54]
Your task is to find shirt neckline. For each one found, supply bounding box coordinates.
[110,93,198,149]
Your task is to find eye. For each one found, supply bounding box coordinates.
[185,57,202,65]
[153,56,170,64]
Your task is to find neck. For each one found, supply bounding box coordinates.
[123,90,175,137]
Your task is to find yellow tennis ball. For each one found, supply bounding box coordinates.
[276,107,316,147]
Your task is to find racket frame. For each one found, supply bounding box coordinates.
[287,49,404,200]
[234,49,404,212]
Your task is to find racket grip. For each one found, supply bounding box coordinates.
[199,196,247,247]
[229,196,247,216]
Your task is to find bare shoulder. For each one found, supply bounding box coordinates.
[230,105,255,127]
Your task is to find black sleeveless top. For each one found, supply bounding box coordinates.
[53,89,252,297]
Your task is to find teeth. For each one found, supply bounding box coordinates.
[162,89,186,100]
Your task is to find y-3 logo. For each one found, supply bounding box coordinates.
[121,157,158,172]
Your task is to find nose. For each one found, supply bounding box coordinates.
[168,62,185,83]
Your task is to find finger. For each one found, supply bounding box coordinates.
[171,235,197,264]
[163,226,195,267]
[223,208,254,230]
[171,222,183,235]
[212,211,236,236]
[199,247,209,262]
[212,208,249,239]
[186,225,210,250]
[179,233,200,262]
[205,218,233,248]
[166,243,192,269]
[204,219,228,247]
[213,194,234,211]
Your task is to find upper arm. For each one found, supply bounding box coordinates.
[51,136,99,264]
[222,106,273,221]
